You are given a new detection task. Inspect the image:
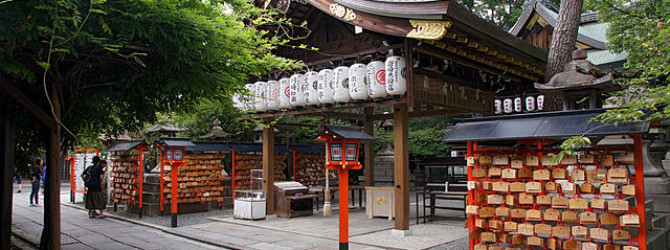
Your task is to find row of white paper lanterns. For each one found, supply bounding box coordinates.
[234,56,407,112]
[495,95,545,114]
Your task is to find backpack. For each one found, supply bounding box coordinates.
[81,165,96,188]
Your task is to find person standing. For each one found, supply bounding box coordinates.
[14,171,22,193]
[85,157,107,218]
[29,165,41,206]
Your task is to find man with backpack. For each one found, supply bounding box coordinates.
[83,156,107,218]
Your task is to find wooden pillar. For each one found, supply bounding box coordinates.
[363,107,375,186]
[262,118,275,215]
[633,134,647,250]
[393,103,409,230]
[40,85,62,249]
[0,106,16,249]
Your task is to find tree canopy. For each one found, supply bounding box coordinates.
[0,0,297,145]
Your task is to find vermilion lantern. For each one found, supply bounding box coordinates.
[313,125,375,250]
[156,137,195,228]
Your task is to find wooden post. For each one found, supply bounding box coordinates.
[466,141,474,250]
[262,118,275,215]
[338,169,349,250]
[40,86,62,250]
[633,134,647,250]
[139,147,144,218]
[171,161,179,227]
[0,106,16,249]
[393,103,409,230]
[363,107,375,186]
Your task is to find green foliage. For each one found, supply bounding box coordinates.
[558,0,669,153]
[455,0,561,28]
[548,136,591,163]
[0,0,298,149]
[584,0,670,122]
[374,116,451,157]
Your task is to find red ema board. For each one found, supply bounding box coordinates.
[465,139,646,250]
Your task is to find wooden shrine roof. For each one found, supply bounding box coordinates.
[274,0,547,80]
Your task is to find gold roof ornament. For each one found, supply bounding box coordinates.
[406,20,452,40]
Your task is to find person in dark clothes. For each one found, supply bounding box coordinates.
[29,165,41,206]
[85,158,107,218]
[13,171,22,193]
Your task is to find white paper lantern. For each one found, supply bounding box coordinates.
[317,69,335,105]
[525,96,536,111]
[514,97,522,112]
[367,60,387,99]
[278,77,291,110]
[232,94,243,111]
[243,84,255,112]
[536,95,545,111]
[494,99,502,114]
[304,71,320,106]
[265,80,279,111]
[333,66,351,103]
[503,98,512,113]
[254,81,266,112]
[349,63,368,101]
[385,56,407,96]
[289,74,306,107]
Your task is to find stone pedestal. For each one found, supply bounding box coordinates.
[374,144,395,186]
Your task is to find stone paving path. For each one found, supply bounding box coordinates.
[11,185,467,250]
[12,186,219,250]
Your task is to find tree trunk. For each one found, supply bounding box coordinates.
[40,86,61,250]
[0,106,16,249]
[544,0,584,111]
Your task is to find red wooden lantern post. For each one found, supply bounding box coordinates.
[156,137,195,228]
[313,126,375,250]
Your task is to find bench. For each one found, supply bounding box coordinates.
[416,181,468,224]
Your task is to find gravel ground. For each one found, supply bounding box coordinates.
[105,206,234,227]
[428,236,468,250]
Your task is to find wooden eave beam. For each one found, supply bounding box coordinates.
[0,78,57,132]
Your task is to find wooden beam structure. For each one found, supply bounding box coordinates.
[363,107,375,186]
[0,78,57,132]
[0,107,16,250]
[393,103,410,230]
[262,118,276,215]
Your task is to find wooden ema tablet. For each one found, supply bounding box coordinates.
[501,168,516,179]
[495,206,510,217]
[601,213,620,225]
[560,155,577,165]
[552,225,571,238]
[536,195,552,206]
[590,227,610,241]
[619,152,635,165]
[533,169,550,181]
[544,209,561,221]
[548,237,562,250]
[580,211,599,224]
[587,169,608,183]
[620,214,640,227]
[545,182,559,193]
[572,225,589,237]
[493,155,509,165]
[492,181,509,193]
[569,198,589,210]
[613,229,631,241]
[608,199,629,213]
[525,209,542,221]
[580,154,596,164]
[552,168,568,179]
[525,155,539,166]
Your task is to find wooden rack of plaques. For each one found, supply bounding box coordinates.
[110,153,142,206]
[292,152,335,187]
[466,138,646,250]
[161,153,226,205]
[231,152,287,199]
